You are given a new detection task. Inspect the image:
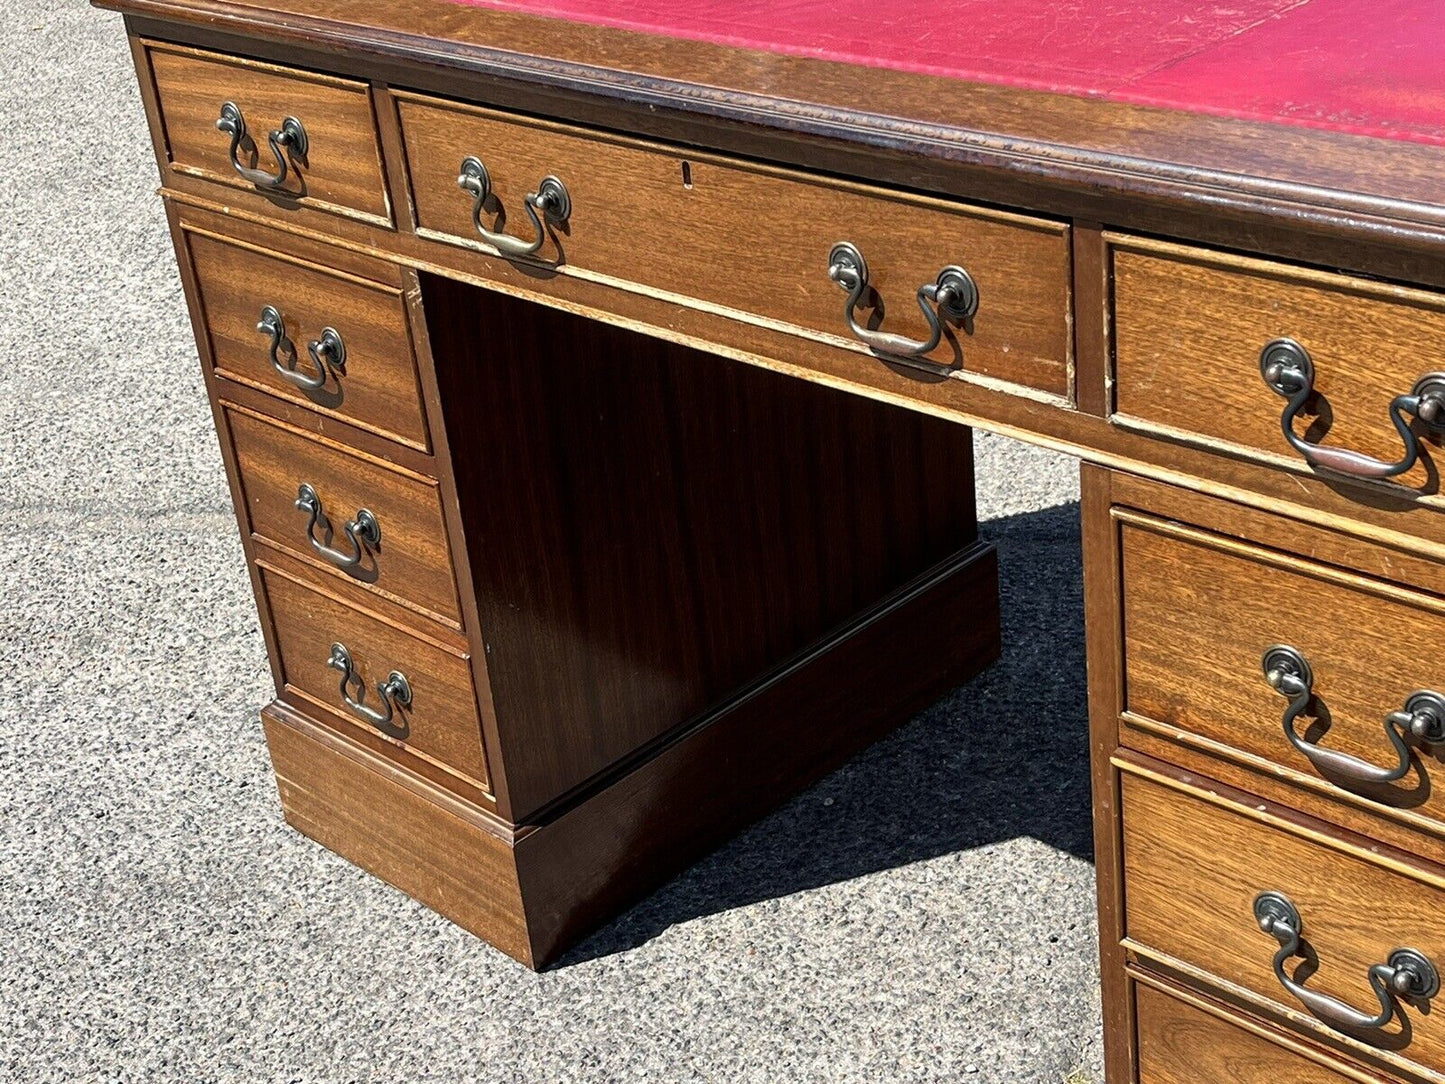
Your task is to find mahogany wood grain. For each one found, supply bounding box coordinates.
[1112,235,1445,494]
[145,39,392,223]
[263,702,525,959]
[259,562,489,787]
[183,225,430,450]
[1121,766,1445,1083]
[225,404,461,626]
[395,92,1073,398]
[1135,981,1380,1084]
[421,273,988,818]
[1117,508,1445,845]
[262,541,999,969]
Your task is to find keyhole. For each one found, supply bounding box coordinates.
[681,161,693,189]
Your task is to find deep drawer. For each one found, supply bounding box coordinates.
[394,92,1073,399]
[1115,501,1445,846]
[183,223,430,450]
[225,405,461,627]
[1122,766,1445,1082]
[259,562,488,788]
[145,41,391,223]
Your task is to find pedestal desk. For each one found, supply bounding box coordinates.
[94,0,1445,1078]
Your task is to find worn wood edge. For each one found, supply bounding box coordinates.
[1114,752,1445,890]
[1119,710,1445,849]
[1123,944,1444,1084]
[1128,968,1406,1084]
[99,0,1445,252]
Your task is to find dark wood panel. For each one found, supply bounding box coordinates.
[396,92,1073,397]
[421,273,985,818]
[146,38,392,222]
[259,562,488,786]
[226,405,460,625]
[184,224,430,449]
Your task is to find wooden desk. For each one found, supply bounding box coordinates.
[96,1,1445,1077]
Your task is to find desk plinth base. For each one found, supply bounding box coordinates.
[264,541,1000,968]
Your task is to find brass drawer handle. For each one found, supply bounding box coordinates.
[456,156,571,259]
[1262,645,1444,788]
[1254,891,1438,1036]
[215,102,308,191]
[327,642,412,732]
[827,241,978,359]
[1260,339,1445,480]
[295,483,380,571]
[258,306,346,391]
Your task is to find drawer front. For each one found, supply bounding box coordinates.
[1112,235,1445,493]
[227,407,461,626]
[1117,507,1445,841]
[260,564,488,786]
[1136,983,1374,1084]
[1122,768,1445,1080]
[146,42,391,223]
[186,228,430,450]
[395,94,1073,398]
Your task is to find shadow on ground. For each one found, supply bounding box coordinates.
[561,500,1090,964]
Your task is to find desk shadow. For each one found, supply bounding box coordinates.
[558,500,1090,965]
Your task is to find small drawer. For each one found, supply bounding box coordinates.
[1111,235,1445,493]
[145,41,391,224]
[394,93,1073,399]
[184,225,430,450]
[1136,981,1383,1084]
[259,563,489,788]
[1114,500,1445,844]
[226,406,461,627]
[1122,767,1445,1081]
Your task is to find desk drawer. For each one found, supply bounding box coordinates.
[226,406,461,627]
[1112,235,1445,492]
[394,93,1072,399]
[259,563,488,788]
[1122,768,1445,1082]
[146,41,391,223]
[1116,504,1445,845]
[184,226,430,451]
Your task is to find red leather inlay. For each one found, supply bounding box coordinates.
[452,0,1445,146]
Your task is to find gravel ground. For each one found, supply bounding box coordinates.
[2,4,1102,1081]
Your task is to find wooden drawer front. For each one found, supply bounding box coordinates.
[1112,235,1445,492]
[1117,507,1445,842]
[1136,982,1380,1084]
[185,228,429,450]
[395,94,1072,398]
[260,564,488,787]
[1122,768,1445,1081]
[227,407,461,627]
[146,42,390,224]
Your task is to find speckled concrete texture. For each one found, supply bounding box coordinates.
[2,5,1102,1081]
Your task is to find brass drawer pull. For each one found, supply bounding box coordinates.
[215,101,308,191]
[294,482,380,571]
[456,156,571,258]
[1254,891,1438,1036]
[1262,645,1445,788]
[257,306,346,391]
[327,642,412,732]
[1260,339,1445,480]
[827,241,978,359]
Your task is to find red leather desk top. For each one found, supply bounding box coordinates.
[455,0,1445,147]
